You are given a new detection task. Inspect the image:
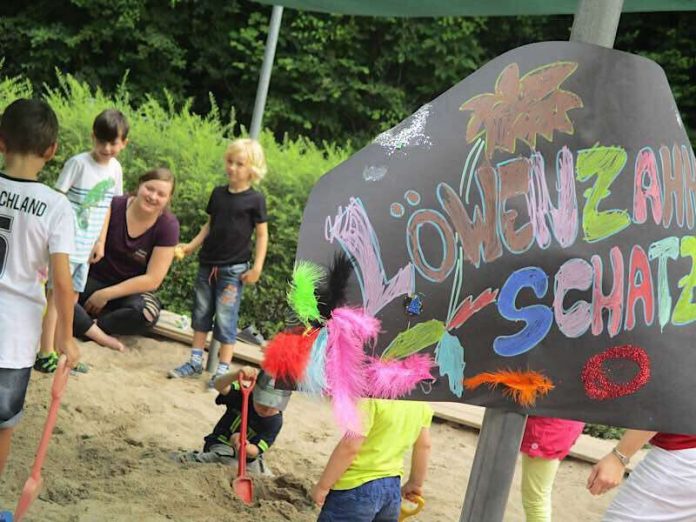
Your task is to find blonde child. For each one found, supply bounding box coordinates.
[37,109,128,372]
[169,139,268,385]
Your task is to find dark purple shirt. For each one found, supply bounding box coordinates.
[90,196,180,284]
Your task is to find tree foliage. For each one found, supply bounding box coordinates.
[3,2,692,144]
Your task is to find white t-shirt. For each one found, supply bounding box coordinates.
[55,152,123,264]
[0,173,75,369]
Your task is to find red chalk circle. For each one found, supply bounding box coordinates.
[581,344,651,401]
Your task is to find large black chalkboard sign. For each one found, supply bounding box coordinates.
[295,41,696,433]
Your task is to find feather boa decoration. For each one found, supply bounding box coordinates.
[288,261,324,326]
[297,327,329,395]
[262,328,319,383]
[365,354,435,399]
[325,307,380,434]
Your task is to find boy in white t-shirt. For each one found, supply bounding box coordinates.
[37,109,128,372]
[0,99,80,480]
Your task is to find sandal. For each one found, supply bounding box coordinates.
[238,325,265,346]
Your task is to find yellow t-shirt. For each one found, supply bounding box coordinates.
[333,399,433,490]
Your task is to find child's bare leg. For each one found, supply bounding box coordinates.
[193,331,208,351]
[218,343,235,366]
[0,427,13,476]
[210,342,235,382]
[84,323,125,352]
[38,289,58,358]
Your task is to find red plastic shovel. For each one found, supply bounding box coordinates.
[14,355,71,521]
[232,373,256,505]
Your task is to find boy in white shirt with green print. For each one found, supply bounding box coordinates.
[37,109,128,372]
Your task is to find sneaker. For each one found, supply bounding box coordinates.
[0,510,14,521]
[71,362,90,375]
[34,351,59,373]
[168,361,203,379]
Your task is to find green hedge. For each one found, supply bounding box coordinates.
[0,70,349,336]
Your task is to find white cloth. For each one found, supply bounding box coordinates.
[0,173,75,368]
[603,447,696,522]
[55,152,123,263]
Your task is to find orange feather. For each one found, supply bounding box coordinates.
[463,369,554,407]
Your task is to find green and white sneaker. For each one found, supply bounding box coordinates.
[34,351,89,374]
[34,351,59,373]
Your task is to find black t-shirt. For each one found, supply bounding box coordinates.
[204,383,283,460]
[199,186,267,265]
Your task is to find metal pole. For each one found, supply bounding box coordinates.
[249,5,284,139]
[570,0,624,48]
[206,340,220,373]
[459,2,624,521]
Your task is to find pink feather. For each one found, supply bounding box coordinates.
[365,354,435,399]
[325,307,380,434]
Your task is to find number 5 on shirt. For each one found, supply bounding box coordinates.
[0,214,13,278]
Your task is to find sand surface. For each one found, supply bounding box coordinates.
[0,336,617,521]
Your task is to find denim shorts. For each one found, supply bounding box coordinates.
[191,263,247,344]
[318,477,402,522]
[48,260,90,292]
[0,366,32,429]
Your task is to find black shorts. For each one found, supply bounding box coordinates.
[0,366,31,429]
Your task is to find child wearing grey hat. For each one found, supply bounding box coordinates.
[178,366,290,474]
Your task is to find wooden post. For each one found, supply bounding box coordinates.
[459,1,624,520]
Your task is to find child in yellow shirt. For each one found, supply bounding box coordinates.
[311,399,432,522]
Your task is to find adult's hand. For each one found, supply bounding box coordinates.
[587,453,625,495]
[84,288,112,315]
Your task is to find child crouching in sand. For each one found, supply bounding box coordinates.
[179,366,290,474]
[312,399,432,522]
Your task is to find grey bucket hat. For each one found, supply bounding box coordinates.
[253,371,291,411]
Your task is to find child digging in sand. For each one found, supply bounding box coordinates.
[312,399,433,522]
[179,366,290,475]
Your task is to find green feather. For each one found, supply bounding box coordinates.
[380,320,447,360]
[288,261,325,325]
